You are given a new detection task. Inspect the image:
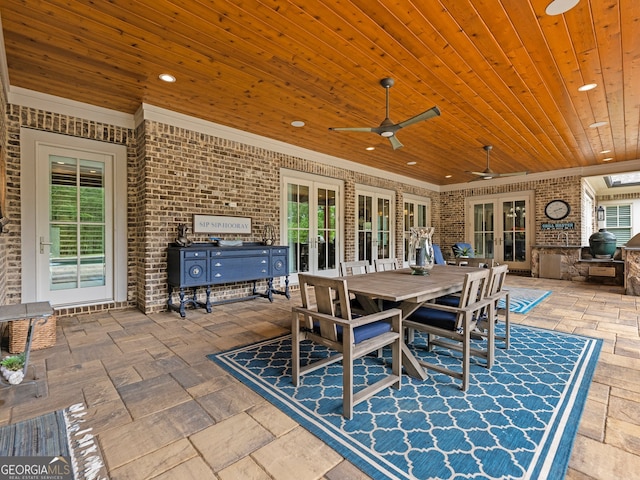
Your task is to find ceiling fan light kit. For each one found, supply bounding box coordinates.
[329,78,441,150]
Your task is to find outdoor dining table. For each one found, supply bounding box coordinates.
[338,264,480,380]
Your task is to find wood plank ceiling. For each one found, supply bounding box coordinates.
[1,0,638,185]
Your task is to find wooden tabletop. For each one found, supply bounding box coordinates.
[339,265,475,304]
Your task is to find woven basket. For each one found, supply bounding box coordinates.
[8,316,57,353]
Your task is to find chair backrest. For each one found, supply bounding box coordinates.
[455,269,491,321]
[432,244,446,265]
[340,260,371,276]
[374,258,400,272]
[463,257,495,268]
[452,242,475,258]
[486,264,509,297]
[298,274,352,341]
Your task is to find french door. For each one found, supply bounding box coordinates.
[20,129,127,308]
[36,146,113,305]
[466,192,533,270]
[355,188,394,264]
[282,173,341,283]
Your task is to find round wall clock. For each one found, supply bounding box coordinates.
[545,199,570,220]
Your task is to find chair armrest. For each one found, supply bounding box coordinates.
[419,297,494,316]
[292,306,402,329]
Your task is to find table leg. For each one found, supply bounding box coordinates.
[401,343,428,380]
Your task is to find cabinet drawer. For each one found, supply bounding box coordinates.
[210,257,269,283]
[184,250,207,258]
[182,258,207,286]
[210,249,269,258]
[272,256,288,276]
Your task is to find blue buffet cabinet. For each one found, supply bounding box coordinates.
[167,243,290,317]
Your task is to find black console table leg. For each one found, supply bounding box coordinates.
[205,285,212,313]
[178,289,187,318]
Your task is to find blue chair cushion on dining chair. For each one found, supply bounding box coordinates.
[313,320,393,344]
[436,295,460,307]
[407,306,457,331]
[433,244,446,265]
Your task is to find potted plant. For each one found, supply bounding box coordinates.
[455,245,474,258]
[1,353,25,384]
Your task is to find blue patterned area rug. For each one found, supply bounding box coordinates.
[210,325,601,480]
[500,287,552,314]
[0,403,108,480]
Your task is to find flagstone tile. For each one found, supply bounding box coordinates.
[132,354,190,380]
[247,401,298,438]
[83,398,132,432]
[217,456,272,480]
[108,438,198,480]
[83,378,120,406]
[190,412,275,471]
[99,401,214,470]
[578,398,606,441]
[597,322,639,336]
[605,417,640,456]
[608,395,640,427]
[325,460,373,480]
[196,382,265,422]
[251,426,342,480]
[108,365,144,388]
[117,373,192,419]
[569,435,640,480]
[152,457,217,479]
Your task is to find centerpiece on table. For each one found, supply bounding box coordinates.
[408,226,435,275]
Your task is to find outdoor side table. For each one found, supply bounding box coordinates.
[0,301,54,397]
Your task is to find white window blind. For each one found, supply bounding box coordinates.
[605,204,632,246]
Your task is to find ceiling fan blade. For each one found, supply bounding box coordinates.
[494,171,528,177]
[388,135,404,150]
[328,127,375,132]
[465,170,491,176]
[397,106,441,129]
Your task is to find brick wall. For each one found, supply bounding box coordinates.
[0,77,7,305]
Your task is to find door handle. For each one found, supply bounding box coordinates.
[39,236,53,254]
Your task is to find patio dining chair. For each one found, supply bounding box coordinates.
[475,264,510,349]
[340,260,372,276]
[291,274,402,419]
[404,268,492,390]
[374,258,400,271]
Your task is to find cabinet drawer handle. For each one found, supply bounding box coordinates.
[261,260,267,264]
[215,262,222,267]
[214,273,222,278]
[215,252,221,256]
[261,269,267,273]
[261,250,268,254]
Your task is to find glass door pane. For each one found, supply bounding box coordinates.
[377,197,391,260]
[49,157,106,291]
[357,194,373,262]
[317,188,337,272]
[473,202,494,258]
[287,183,310,272]
[502,199,526,262]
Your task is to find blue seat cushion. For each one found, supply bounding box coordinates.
[432,244,446,265]
[408,306,457,331]
[435,295,460,307]
[313,320,392,344]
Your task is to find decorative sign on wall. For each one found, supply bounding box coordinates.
[541,222,575,230]
[193,215,252,234]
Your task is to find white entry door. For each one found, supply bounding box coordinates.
[355,188,394,264]
[35,145,114,305]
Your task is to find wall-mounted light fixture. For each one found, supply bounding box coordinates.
[597,206,605,222]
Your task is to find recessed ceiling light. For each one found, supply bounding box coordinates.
[290,121,305,127]
[158,73,176,83]
[603,157,613,162]
[407,161,417,166]
[545,0,580,15]
[578,83,597,92]
[366,146,375,151]
[445,175,452,179]
[600,149,611,154]
[589,121,608,128]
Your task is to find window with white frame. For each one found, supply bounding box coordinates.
[403,195,431,264]
[604,204,632,246]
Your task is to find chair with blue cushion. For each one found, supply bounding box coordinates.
[475,264,510,349]
[404,268,492,390]
[291,274,402,419]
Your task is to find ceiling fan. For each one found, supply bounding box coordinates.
[466,145,528,180]
[328,78,441,150]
